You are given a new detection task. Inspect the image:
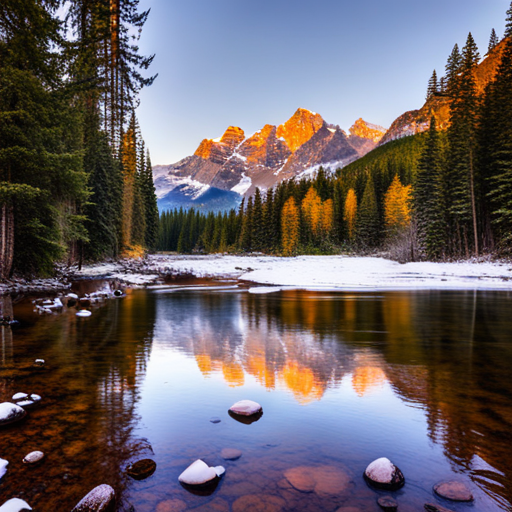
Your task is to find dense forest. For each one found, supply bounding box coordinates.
[159,4,512,261]
[0,0,158,278]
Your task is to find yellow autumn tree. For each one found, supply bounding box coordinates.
[301,187,322,236]
[344,188,357,240]
[320,199,334,234]
[121,122,137,248]
[384,175,412,239]
[281,197,300,256]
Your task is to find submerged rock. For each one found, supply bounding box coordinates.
[220,448,242,460]
[178,459,224,487]
[126,459,156,480]
[23,451,44,465]
[284,465,351,495]
[0,459,8,480]
[0,498,32,511]
[433,481,473,502]
[364,457,405,490]
[377,496,398,511]
[232,494,285,512]
[71,484,115,512]
[209,417,221,424]
[0,403,27,427]
[229,400,262,416]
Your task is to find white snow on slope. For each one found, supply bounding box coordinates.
[295,161,345,180]
[231,173,252,195]
[153,172,210,200]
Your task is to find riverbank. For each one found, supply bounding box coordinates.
[3,254,510,296]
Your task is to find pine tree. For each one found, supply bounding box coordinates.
[356,174,380,250]
[239,197,253,251]
[426,70,438,100]
[142,150,159,251]
[252,187,264,251]
[506,2,512,38]
[281,197,300,256]
[445,44,462,98]
[488,28,499,53]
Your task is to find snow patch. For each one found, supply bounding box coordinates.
[212,136,222,142]
[327,127,336,133]
[295,161,344,180]
[0,459,8,481]
[153,173,211,200]
[231,173,252,195]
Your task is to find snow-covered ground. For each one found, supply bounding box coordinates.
[74,255,512,291]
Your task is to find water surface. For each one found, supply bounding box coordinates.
[1,287,512,511]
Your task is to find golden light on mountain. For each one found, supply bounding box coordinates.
[349,118,386,143]
[276,108,324,153]
[194,138,214,159]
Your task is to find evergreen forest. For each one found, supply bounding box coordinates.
[158,4,512,261]
[0,0,158,278]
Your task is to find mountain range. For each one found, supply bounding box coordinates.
[153,38,507,212]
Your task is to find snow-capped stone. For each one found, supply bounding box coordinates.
[178,459,219,487]
[0,403,26,427]
[433,481,473,502]
[214,466,225,477]
[13,394,41,409]
[76,310,92,317]
[23,451,44,465]
[364,457,405,490]
[0,499,32,511]
[220,448,242,460]
[33,359,45,367]
[12,393,28,401]
[71,484,115,512]
[0,459,8,480]
[228,400,262,416]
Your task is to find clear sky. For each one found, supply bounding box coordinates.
[136,0,511,165]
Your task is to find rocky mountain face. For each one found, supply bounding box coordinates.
[379,38,508,146]
[153,109,385,208]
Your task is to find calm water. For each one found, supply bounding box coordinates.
[1,286,512,511]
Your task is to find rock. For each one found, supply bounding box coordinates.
[214,466,225,477]
[220,448,242,460]
[178,459,224,487]
[113,290,123,297]
[232,494,286,512]
[433,481,473,502]
[0,498,32,511]
[229,399,262,416]
[0,459,7,480]
[378,496,398,511]
[0,403,27,427]
[12,393,28,401]
[364,457,405,490]
[13,394,41,409]
[424,504,455,512]
[76,310,92,318]
[126,459,156,480]
[23,451,44,465]
[67,293,79,300]
[155,499,187,512]
[210,417,221,423]
[284,465,351,495]
[71,484,115,512]
[33,359,45,367]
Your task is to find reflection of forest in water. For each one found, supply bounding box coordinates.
[155,289,512,507]
[0,292,156,511]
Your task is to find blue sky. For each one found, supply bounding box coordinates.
[136,0,511,165]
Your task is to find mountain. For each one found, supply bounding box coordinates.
[379,38,508,146]
[154,109,386,211]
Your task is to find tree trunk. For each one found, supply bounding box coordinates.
[0,204,14,280]
[469,149,479,257]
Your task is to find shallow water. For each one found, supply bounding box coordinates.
[1,287,512,511]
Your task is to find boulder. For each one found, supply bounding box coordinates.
[178,459,224,487]
[126,459,156,480]
[23,451,44,465]
[377,496,398,511]
[0,459,7,480]
[71,484,115,512]
[0,403,27,427]
[0,499,32,511]
[229,400,262,416]
[220,448,242,460]
[433,481,473,502]
[364,457,404,490]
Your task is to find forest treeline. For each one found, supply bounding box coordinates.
[159,5,512,261]
[0,0,158,278]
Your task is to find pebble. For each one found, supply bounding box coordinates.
[22,451,44,465]
[71,484,115,512]
[433,481,473,502]
[220,448,242,460]
[0,498,32,511]
[229,400,262,416]
[364,457,405,490]
[210,417,221,424]
[178,459,224,487]
[378,495,398,511]
[0,403,27,427]
[126,459,156,480]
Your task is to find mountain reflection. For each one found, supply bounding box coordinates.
[155,288,512,507]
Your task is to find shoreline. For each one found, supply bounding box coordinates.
[2,254,512,297]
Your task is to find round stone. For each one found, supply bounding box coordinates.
[23,451,44,465]
[178,459,218,487]
[210,417,221,424]
[71,484,115,512]
[433,481,473,502]
[220,448,242,460]
[0,402,27,427]
[378,496,398,511]
[126,459,156,480]
[364,457,405,491]
[229,399,262,416]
